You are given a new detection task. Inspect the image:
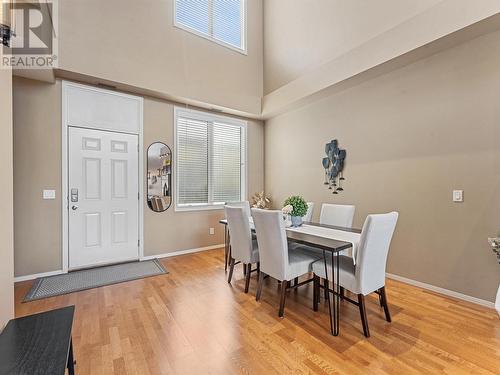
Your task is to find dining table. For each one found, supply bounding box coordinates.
[219,218,361,336]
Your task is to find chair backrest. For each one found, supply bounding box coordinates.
[303,202,314,222]
[251,208,288,281]
[319,204,355,228]
[225,206,254,263]
[355,212,399,294]
[226,201,251,217]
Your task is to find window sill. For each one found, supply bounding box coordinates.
[175,204,225,212]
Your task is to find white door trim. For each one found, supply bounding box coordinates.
[62,80,144,273]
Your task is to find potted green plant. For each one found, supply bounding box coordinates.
[283,195,308,227]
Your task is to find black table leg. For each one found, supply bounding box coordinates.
[67,338,75,375]
[323,250,334,335]
[332,251,340,336]
[323,250,340,336]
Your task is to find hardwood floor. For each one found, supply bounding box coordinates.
[15,249,500,374]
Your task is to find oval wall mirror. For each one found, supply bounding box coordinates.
[147,142,172,212]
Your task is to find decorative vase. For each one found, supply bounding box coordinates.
[291,216,303,227]
[282,214,292,228]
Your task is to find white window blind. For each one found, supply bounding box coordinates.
[212,122,242,203]
[177,117,209,205]
[175,108,246,210]
[174,0,246,52]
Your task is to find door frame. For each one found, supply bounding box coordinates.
[61,81,144,272]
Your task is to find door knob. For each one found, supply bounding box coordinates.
[71,205,78,210]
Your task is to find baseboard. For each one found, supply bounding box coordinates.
[14,269,65,283]
[386,273,495,309]
[141,244,224,261]
[14,245,224,283]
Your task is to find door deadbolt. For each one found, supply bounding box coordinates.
[70,188,79,202]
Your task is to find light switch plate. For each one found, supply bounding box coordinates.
[43,189,56,200]
[209,227,215,235]
[453,190,463,202]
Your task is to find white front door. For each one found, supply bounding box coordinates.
[68,127,139,269]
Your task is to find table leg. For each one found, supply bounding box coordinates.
[323,250,334,335]
[67,338,75,375]
[323,250,340,336]
[332,251,340,336]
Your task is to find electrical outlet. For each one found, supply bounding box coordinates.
[209,227,215,235]
[453,190,464,203]
[43,190,56,200]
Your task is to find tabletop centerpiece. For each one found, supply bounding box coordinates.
[251,191,272,209]
[283,195,308,227]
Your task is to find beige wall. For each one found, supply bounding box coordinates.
[143,98,264,255]
[13,78,62,277]
[0,69,14,328]
[263,0,441,94]
[265,30,500,302]
[13,78,264,277]
[58,0,263,115]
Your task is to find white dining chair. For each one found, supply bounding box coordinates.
[317,203,357,298]
[319,203,355,227]
[287,201,316,251]
[288,202,314,254]
[224,201,253,271]
[303,202,314,222]
[252,208,322,317]
[311,212,399,337]
[225,201,251,217]
[225,206,259,293]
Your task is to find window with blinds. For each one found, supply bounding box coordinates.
[174,0,246,53]
[175,107,246,210]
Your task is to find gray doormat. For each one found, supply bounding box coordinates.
[23,259,167,302]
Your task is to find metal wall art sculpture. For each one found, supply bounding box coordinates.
[322,139,346,194]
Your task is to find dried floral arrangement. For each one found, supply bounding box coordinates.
[251,191,272,209]
[488,236,500,263]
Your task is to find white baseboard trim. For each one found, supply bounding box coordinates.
[141,244,224,261]
[14,245,225,283]
[14,269,66,283]
[386,273,495,309]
